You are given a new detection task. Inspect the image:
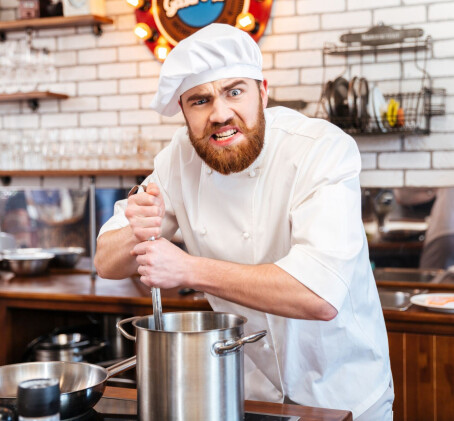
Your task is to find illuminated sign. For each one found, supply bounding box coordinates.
[131,0,273,61]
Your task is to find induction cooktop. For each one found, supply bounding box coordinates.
[85,397,300,421]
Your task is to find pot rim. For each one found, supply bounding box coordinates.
[132,311,248,334]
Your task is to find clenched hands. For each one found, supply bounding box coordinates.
[126,183,193,289]
[125,183,165,242]
[132,238,192,289]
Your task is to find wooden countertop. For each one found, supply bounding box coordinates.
[1,270,454,322]
[103,387,353,421]
[0,270,211,312]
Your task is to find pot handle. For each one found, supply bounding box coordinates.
[116,316,142,341]
[212,330,267,356]
[106,355,137,379]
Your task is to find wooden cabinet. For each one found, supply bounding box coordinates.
[385,310,454,421]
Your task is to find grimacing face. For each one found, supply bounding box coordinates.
[180,78,268,175]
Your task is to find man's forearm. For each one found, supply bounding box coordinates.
[95,226,140,279]
[187,257,338,320]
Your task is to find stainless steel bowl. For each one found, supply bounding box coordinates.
[5,252,55,276]
[47,247,85,268]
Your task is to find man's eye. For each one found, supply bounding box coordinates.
[193,98,208,106]
[230,88,242,97]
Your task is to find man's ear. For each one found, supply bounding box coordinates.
[260,79,268,109]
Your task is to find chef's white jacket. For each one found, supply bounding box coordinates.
[99,107,392,418]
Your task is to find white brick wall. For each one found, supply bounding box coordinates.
[0,0,453,188]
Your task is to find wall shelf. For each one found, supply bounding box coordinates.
[319,33,445,137]
[323,39,430,56]
[0,15,113,39]
[0,91,69,110]
[0,170,151,177]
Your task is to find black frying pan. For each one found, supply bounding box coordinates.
[0,356,136,419]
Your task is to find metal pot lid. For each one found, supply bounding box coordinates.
[38,333,91,350]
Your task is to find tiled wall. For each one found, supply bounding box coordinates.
[0,0,453,188]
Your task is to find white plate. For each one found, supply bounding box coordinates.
[372,86,388,133]
[410,293,454,313]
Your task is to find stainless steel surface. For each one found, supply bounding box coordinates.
[0,356,136,419]
[47,247,85,268]
[152,287,163,330]
[34,341,107,363]
[24,189,88,226]
[378,290,412,311]
[378,287,428,311]
[118,311,266,421]
[40,333,89,347]
[374,268,442,283]
[5,251,55,275]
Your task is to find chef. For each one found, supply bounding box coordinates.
[420,187,454,269]
[95,23,393,420]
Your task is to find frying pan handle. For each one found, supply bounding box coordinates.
[116,316,141,341]
[106,355,137,378]
[212,330,267,356]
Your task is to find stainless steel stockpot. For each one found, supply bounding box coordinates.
[117,311,266,421]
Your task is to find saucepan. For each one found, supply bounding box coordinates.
[0,355,136,419]
[117,311,266,421]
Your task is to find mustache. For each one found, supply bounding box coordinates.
[200,118,243,139]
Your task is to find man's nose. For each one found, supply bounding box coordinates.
[209,97,234,124]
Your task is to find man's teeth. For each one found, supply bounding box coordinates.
[214,129,237,140]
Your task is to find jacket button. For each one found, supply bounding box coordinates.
[249,170,256,177]
[206,168,212,174]
[242,232,250,239]
[201,228,207,235]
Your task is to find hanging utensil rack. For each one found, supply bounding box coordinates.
[318,30,446,136]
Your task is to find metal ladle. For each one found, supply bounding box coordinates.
[127,185,164,331]
[150,236,163,331]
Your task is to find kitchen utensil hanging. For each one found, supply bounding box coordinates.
[319,27,446,136]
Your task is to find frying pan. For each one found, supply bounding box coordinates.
[0,356,136,419]
[329,77,349,128]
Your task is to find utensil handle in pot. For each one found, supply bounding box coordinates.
[116,316,141,341]
[212,330,267,356]
[106,355,137,378]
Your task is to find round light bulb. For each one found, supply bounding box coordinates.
[126,0,144,8]
[154,43,171,62]
[236,12,256,32]
[134,23,152,40]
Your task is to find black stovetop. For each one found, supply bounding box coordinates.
[78,397,300,421]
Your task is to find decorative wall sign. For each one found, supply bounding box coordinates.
[128,0,273,61]
[340,24,424,46]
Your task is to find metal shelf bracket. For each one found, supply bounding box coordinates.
[27,98,39,111]
[93,23,103,37]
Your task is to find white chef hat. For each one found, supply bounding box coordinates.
[150,23,263,117]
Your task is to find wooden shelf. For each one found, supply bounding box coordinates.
[0,169,151,177]
[0,91,69,110]
[0,15,113,34]
[0,91,68,102]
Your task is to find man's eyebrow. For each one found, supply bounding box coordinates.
[222,79,248,91]
[185,92,213,103]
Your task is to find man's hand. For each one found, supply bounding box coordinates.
[132,238,192,289]
[125,183,165,242]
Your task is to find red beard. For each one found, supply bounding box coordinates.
[186,105,266,175]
